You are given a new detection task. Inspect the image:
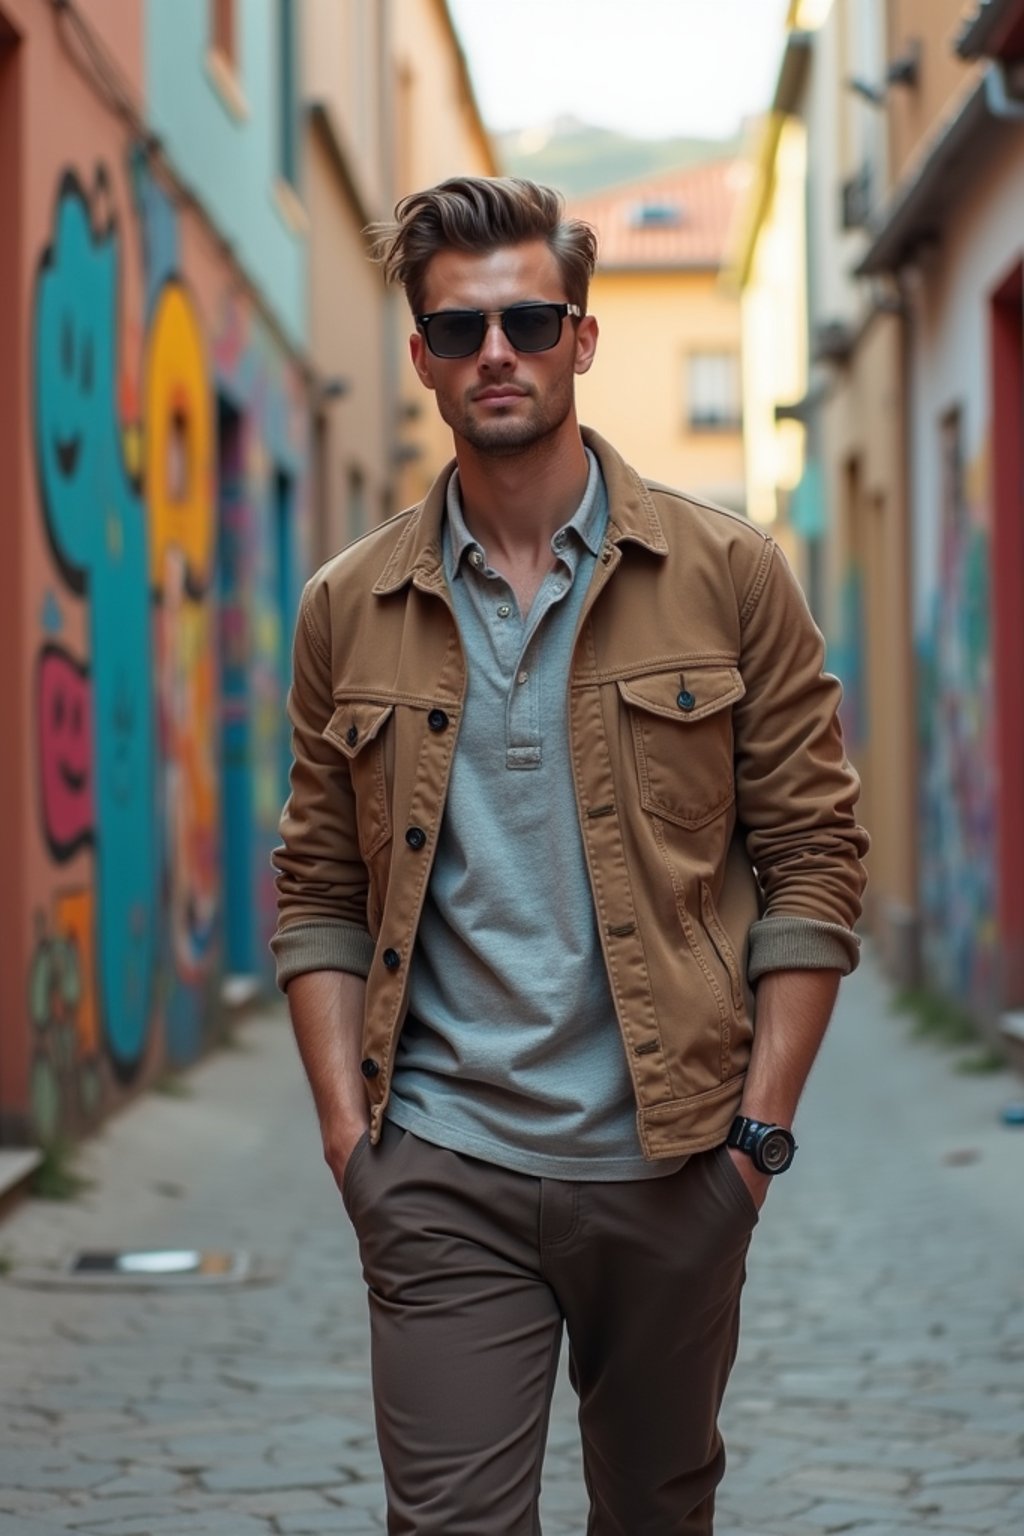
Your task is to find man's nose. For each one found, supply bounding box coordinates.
[477,316,516,367]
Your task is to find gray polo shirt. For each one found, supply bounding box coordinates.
[386,451,681,1181]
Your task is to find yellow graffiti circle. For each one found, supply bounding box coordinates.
[144,283,214,590]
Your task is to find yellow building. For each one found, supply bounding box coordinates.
[569,161,748,510]
[731,29,813,572]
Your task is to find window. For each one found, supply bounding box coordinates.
[210,0,236,66]
[630,200,685,229]
[207,0,247,120]
[686,352,742,431]
[278,0,298,189]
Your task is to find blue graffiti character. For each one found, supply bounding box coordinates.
[34,168,157,1077]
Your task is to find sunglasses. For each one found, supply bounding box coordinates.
[416,302,582,359]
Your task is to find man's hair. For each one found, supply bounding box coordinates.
[369,176,598,318]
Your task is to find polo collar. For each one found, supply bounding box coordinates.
[371,427,668,597]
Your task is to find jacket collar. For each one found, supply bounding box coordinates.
[371,426,669,596]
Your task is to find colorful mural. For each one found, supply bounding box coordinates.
[25,143,309,1140]
[214,296,308,974]
[144,271,220,1059]
[36,643,93,862]
[917,443,997,1007]
[28,891,102,1141]
[33,169,157,1078]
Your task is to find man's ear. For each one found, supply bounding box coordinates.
[574,314,599,376]
[409,331,436,391]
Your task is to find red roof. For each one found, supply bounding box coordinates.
[568,158,751,271]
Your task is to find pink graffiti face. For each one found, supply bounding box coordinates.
[38,646,93,859]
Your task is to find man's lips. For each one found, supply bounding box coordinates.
[473,387,528,404]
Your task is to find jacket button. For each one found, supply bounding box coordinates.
[346,724,359,746]
[427,708,449,732]
[382,947,400,970]
[677,690,696,711]
[405,826,427,850]
[360,1058,380,1079]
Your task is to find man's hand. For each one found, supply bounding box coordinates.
[730,967,844,1215]
[727,1146,771,1212]
[286,969,370,1198]
[322,1114,370,1195]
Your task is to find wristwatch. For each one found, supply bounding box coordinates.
[726,1116,797,1174]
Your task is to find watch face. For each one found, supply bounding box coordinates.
[758,1128,795,1174]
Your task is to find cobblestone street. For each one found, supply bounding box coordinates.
[1,949,1022,1535]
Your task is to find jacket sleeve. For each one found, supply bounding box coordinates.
[732,537,869,979]
[269,578,376,991]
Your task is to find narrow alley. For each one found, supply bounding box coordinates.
[1,948,1021,1536]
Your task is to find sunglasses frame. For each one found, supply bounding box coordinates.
[415,302,583,359]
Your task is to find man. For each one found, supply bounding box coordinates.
[272,175,868,1535]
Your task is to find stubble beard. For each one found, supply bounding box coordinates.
[442,372,576,460]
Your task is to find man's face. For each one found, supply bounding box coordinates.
[409,240,598,457]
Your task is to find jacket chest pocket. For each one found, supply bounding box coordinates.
[618,665,745,830]
[323,700,394,858]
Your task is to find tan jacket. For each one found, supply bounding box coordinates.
[272,430,868,1158]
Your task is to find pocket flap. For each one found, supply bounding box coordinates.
[617,666,745,723]
[324,701,394,759]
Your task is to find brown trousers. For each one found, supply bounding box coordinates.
[342,1121,758,1535]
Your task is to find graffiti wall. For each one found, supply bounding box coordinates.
[916,433,997,1009]
[214,296,308,978]
[25,148,308,1138]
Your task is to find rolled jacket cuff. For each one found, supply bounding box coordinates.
[270,919,376,991]
[747,915,860,981]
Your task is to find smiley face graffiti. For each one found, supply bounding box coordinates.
[37,644,93,860]
[33,168,157,1077]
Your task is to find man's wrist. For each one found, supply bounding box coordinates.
[727,1115,798,1175]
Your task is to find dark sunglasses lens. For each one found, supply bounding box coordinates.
[504,305,561,352]
[428,312,485,357]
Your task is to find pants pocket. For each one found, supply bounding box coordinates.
[340,1128,371,1217]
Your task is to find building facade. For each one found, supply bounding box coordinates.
[742,0,1024,1057]
[569,161,747,509]
[303,0,395,562]
[0,0,498,1160]
[387,0,498,508]
[0,0,314,1151]
[860,0,1024,1040]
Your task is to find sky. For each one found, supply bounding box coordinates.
[446,0,794,142]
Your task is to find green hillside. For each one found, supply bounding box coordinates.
[494,116,741,198]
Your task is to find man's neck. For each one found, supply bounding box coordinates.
[453,425,590,568]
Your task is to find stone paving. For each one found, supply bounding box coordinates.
[1,948,1023,1534]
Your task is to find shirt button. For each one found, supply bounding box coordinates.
[405,827,427,850]
[497,603,512,619]
[553,531,568,550]
[345,724,359,746]
[677,690,696,711]
[516,670,529,685]
[469,549,485,569]
[360,1058,380,1079]
[382,947,400,970]
[427,709,449,732]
